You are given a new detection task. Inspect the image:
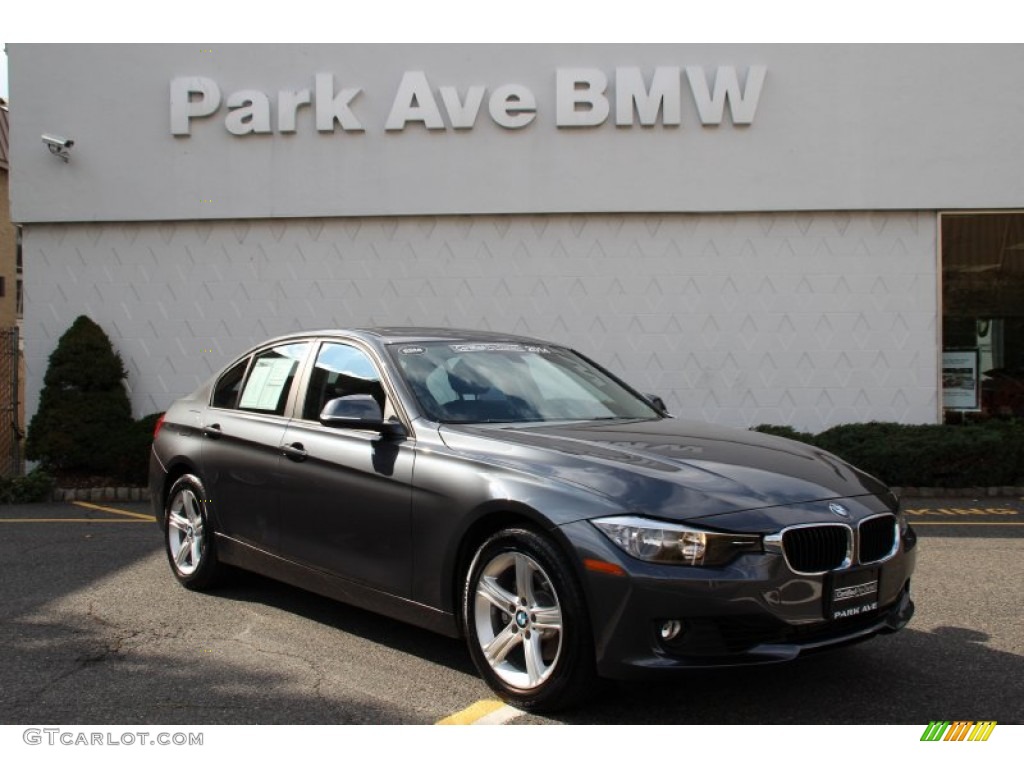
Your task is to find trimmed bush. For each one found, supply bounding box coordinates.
[752,421,1024,488]
[0,469,56,504]
[25,315,136,478]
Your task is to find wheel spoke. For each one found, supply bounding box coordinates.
[184,492,200,527]
[523,631,546,686]
[532,605,562,632]
[191,537,203,568]
[483,622,522,666]
[477,575,517,612]
[168,510,189,533]
[514,553,535,603]
[174,539,191,567]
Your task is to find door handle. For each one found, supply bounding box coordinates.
[281,442,308,462]
[203,423,223,439]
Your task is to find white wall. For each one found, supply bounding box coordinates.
[24,211,937,431]
[9,44,1024,222]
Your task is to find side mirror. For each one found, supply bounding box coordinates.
[320,395,406,437]
[644,393,669,415]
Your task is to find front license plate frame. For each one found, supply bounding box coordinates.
[825,567,880,620]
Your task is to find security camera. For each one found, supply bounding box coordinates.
[42,134,74,161]
[42,134,73,149]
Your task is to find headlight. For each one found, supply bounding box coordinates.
[592,515,761,566]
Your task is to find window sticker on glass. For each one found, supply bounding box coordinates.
[449,343,549,353]
[239,357,298,410]
[400,346,425,355]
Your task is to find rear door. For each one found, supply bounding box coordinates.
[201,340,312,552]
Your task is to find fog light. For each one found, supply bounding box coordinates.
[659,620,683,641]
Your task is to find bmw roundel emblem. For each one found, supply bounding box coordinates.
[828,502,850,518]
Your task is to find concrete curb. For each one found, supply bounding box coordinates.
[52,487,151,502]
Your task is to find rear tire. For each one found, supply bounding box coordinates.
[462,527,597,712]
[163,474,223,591]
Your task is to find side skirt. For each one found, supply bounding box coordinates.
[216,534,460,638]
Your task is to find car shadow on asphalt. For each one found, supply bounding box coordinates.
[210,568,1024,726]
[210,568,478,677]
[536,625,1023,724]
[1,612,437,724]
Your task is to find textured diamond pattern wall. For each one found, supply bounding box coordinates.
[24,211,938,431]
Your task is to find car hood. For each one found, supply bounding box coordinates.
[438,418,892,521]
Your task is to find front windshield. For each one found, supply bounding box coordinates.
[389,341,660,424]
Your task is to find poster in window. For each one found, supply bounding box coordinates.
[942,349,980,411]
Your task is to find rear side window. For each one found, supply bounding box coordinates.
[212,358,249,409]
[212,342,310,415]
[237,342,310,415]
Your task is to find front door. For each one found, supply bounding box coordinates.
[276,341,415,597]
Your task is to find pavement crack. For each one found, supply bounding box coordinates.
[230,634,342,720]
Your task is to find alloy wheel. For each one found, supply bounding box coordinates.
[472,550,564,690]
[167,487,206,577]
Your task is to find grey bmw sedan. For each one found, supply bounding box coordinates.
[150,327,916,711]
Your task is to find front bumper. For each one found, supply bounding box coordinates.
[559,517,917,680]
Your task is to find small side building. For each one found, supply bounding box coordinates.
[0,98,25,475]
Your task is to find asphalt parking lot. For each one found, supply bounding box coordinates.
[1,497,1021,725]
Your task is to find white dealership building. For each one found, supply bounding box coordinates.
[8,44,1024,430]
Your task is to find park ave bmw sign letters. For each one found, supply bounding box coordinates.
[170,66,766,136]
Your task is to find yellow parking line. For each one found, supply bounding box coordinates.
[0,518,150,523]
[906,509,1019,516]
[913,521,1024,526]
[0,501,156,524]
[72,501,156,522]
[436,699,510,725]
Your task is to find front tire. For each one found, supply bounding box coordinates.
[164,474,223,591]
[462,527,597,712]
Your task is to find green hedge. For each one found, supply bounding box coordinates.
[752,421,1024,488]
[0,469,56,504]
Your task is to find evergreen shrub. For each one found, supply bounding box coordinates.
[25,315,137,480]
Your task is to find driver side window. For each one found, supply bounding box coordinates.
[302,342,386,421]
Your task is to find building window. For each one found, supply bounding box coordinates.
[942,212,1024,419]
[15,227,23,317]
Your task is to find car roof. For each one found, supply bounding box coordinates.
[254,327,555,348]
